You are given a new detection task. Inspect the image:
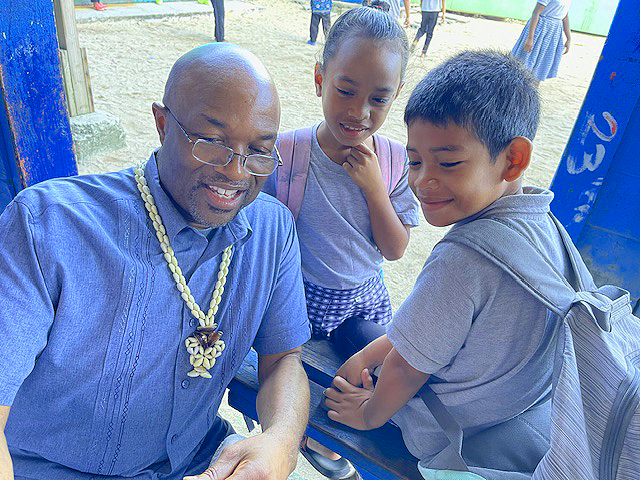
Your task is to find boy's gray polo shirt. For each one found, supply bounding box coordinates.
[387,187,568,463]
[296,124,420,290]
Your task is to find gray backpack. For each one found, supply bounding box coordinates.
[429,214,640,480]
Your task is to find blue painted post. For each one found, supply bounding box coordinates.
[550,0,640,307]
[0,0,78,211]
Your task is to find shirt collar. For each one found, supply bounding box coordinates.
[455,186,554,227]
[143,151,253,248]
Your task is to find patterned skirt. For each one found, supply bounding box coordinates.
[304,275,392,338]
[511,15,564,81]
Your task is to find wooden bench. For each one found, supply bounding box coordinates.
[227,339,421,480]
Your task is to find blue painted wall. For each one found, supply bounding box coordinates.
[0,0,77,212]
[0,101,20,211]
[550,0,640,306]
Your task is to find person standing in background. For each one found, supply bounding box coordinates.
[212,0,225,42]
[411,0,445,57]
[308,0,332,46]
[388,0,411,27]
[511,0,572,81]
[91,0,107,11]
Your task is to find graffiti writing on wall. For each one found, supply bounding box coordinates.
[567,111,618,223]
[567,111,618,175]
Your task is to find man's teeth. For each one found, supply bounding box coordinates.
[210,186,239,198]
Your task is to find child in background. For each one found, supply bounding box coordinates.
[511,0,572,81]
[309,0,332,46]
[389,0,411,27]
[411,0,446,58]
[264,6,419,479]
[325,50,564,477]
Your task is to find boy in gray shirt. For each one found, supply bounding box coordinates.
[324,50,566,476]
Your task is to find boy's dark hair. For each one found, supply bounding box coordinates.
[320,6,409,80]
[404,50,540,160]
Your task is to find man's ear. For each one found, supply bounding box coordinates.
[314,63,324,97]
[503,136,532,182]
[152,102,167,144]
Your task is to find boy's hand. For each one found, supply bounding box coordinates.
[342,143,385,196]
[324,370,375,430]
[335,352,370,387]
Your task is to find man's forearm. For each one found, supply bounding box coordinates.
[257,352,310,471]
[1,405,13,480]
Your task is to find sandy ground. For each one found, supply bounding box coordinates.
[76,2,606,477]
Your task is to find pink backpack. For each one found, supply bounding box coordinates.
[274,127,407,219]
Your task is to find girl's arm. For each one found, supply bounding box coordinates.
[524,3,546,52]
[335,334,394,386]
[325,347,429,430]
[562,14,571,53]
[365,186,411,260]
[343,143,411,260]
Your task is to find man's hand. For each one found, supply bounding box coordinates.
[404,15,410,28]
[342,143,385,195]
[324,370,375,430]
[184,433,293,480]
[563,38,571,54]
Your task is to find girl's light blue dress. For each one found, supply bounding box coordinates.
[511,0,570,81]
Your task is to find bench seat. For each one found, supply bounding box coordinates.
[227,340,421,480]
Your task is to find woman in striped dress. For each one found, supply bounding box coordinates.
[511,0,572,81]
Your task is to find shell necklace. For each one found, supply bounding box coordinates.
[135,165,232,379]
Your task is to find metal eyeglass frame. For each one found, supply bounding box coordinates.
[165,106,282,177]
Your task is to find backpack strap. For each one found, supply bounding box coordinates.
[275,127,313,219]
[373,134,407,194]
[441,215,582,318]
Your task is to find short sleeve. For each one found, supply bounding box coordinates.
[386,242,477,374]
[0,200,55,405]
[389,161,420,228]
[252,218,311,355]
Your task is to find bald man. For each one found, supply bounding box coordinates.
[0,44,311,480]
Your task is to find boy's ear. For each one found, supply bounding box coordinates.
[314,63,324,97]
[152,102,167,144]
[502,136,532,182]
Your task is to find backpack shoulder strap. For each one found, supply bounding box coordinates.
[275,127,313,219]
[442,216,579,317]
[373,134,407,194]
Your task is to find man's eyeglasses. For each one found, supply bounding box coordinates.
[165,106,282,177]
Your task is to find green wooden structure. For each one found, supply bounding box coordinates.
[447,0,618,36]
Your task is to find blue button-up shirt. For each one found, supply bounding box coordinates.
[0,154,311,479]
